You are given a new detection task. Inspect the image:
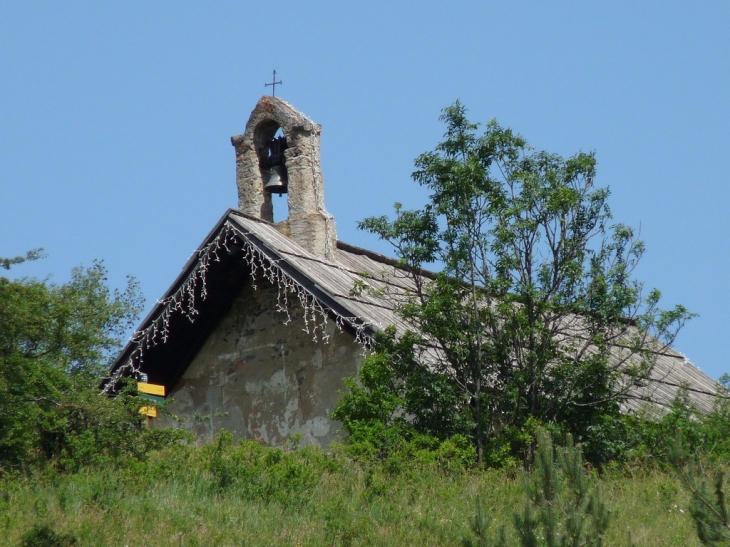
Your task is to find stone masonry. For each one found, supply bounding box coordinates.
[230,96,337,261]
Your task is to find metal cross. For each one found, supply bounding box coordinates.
[265,70,282,97]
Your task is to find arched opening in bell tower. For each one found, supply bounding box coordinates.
[254,122,289,223]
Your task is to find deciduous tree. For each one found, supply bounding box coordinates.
[0,252,150,472]
[338,102,693,464]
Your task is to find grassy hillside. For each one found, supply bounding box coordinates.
[2,438,708,547]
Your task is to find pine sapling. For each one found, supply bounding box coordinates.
[466,430,610,546]
[515,429,610,547]
[671,435,730,546]
[462,496,507,547]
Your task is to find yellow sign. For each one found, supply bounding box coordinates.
[138,382,166,396]
[139,406,158,418]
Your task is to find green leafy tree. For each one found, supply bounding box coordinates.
[0,251,155,472]
[342,102,693,464]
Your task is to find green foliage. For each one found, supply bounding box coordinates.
[671,435,730,545]
[204,430,337,507]
[0,254,148,473]
[462,496,507,547]
[333,329,473,455]
[39,380,192,472]
[0,437,712,546]
[333,350,476,473]
[697,395,730,461]
[342,101,694,465]
[617,388,730,467]
[517,430,610,547]
[0,248,45,271]
[465,430,610,547]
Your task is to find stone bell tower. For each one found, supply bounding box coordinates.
[231,96,337,261]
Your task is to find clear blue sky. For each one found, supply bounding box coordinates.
[2,2,728,379]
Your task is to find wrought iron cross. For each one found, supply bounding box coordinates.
[265,70,282,97]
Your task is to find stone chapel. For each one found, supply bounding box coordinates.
[106,96,721,447]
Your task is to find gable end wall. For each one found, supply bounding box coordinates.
[156,280,363,447]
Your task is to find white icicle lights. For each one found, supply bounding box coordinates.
[103,221,372,393]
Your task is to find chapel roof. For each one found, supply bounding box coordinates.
[106,208,722,415]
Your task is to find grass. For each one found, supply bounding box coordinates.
[0,442,710,547]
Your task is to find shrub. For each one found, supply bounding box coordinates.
[205,430,334,507]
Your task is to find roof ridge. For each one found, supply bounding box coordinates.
[335,240,438,279]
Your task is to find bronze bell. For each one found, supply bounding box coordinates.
[264,165,288,195]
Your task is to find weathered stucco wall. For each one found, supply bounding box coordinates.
[157,280,363,447]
